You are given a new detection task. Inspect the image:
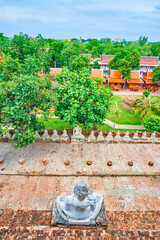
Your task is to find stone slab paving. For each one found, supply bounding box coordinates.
[0,142,159,175]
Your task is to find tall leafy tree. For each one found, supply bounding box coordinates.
[0,56,20,81]
[151,42,160,57]
[69,55,91,71]
[61,42,85,66]
[152,66,160,83]
[0,75,55,148]
[48,39,64,67]
[108,49,140,81]
[0,33,9,52]
[53,68,112,129]
[138,36,148,46]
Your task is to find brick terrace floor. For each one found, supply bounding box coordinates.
[0,142,159,176]
[0,142,160,239]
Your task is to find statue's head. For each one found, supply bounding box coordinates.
[73,180,89,200]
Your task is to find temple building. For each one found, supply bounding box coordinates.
[99,55,159,77]
[142,71,158,91]
[50,68,62,76]
[107,70,124,89]
[91,69,105,84]
[99,55,114,72]
[127,70,144,90]
[140,56,159,77]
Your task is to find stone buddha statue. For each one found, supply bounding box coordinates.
[53,180,106,225]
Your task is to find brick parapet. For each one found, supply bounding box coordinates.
[1,129,160,144]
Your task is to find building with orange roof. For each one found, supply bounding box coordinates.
[91,69,105,84]
[99,55,115,72]
[142,71,158,90]
[37,70,46,79]
[107,70,124,89]
[140,56,159,77]
[50,68,62,76]
[127,71,144,90]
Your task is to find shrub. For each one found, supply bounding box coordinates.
[143,90,150,98]
[143,116,160,132]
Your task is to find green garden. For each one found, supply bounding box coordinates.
[39,95,160,132]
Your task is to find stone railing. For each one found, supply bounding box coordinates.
[0,126,160,143]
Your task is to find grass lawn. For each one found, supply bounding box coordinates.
[38,95,159,131]
[38,118,144,132]
[107,96,142,125]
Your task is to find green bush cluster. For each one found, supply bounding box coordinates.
[143,116,160,132]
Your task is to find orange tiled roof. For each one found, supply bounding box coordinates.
[107,70,124,83]
[128,79,144,84]
[91,69,103,78]
[145,80,158,84]
[91,69,105,82]
[131,71,140,79]
[108,78,124,83]
[50,68,62,76]
[142,71,157,84]
[110,70,122,79]
[147,71,153,78]
[128,71,143,84]
[145,72,157,85]
[140,56,159,66]
[100,55,115,64]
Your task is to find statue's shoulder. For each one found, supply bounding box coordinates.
[65,194,74,203]
[88,192,103,202]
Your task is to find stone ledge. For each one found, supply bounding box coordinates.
[0,171,160,176]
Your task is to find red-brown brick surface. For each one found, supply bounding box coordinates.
[0,142,160,238]
[0,142,160,175]
[0,210,160,230]
[0,227,160,239]
[0,176,160,211]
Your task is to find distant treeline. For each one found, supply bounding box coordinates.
[0,33,159,69]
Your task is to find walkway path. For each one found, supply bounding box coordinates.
[104,119,145,130]
[113,91,160,96]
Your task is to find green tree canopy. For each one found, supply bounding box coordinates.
[61,42,85,66]
[153,66,160,83]
[0,56,20,81]
[53,68,112,129]
[69,55,91,71]
[0,75,55,148]
[151,42,160,57]
[138,36,148,46]
[108,49,140,80]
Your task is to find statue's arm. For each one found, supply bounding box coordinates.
[65,201,70,211]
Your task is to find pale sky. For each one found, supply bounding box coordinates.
[0,0,160,41]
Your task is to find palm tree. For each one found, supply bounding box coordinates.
[133,91,160,120]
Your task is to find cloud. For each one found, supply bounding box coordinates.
[0,0,159,41]
[76,0,158,14]
[0,5,68,24]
